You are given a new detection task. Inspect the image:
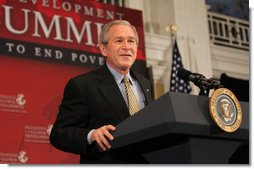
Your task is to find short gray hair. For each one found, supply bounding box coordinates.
[99,20,139,45]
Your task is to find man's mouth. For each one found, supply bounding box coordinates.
[120,54,132,57]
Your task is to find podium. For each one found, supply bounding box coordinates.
[109,92,249,164]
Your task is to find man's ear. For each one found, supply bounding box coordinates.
[99,44,107,57]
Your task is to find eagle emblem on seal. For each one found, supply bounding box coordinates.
[219,99,234,123]
[209,88,242,132]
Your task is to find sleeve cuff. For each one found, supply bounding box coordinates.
[87,129,95,145]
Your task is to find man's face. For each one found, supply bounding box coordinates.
[100,25,138,74]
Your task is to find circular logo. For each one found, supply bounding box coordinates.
[16,94,26,106]
[209,88,242,132]
[17,150,28,163]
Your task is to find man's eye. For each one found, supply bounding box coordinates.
[116,40,122,43]
[128,40,135,44]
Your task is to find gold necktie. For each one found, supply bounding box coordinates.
[123,76,140,116]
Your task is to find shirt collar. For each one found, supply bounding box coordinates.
[106,63,134,85]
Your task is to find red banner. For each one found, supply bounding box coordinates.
[0,0,146,164]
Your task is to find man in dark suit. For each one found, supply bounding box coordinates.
[50,20,153,163]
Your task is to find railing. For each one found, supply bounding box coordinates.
[208,12,249,51]
[97,0,124,7]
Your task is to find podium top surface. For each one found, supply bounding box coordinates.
[110,92,249,149]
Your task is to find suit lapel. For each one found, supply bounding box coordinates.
[131,71,153,105]
[97,65,130,120]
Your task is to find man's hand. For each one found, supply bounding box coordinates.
[91,125,116,151]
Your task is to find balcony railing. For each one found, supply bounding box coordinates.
[208,12,249,51]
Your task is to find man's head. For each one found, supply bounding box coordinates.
[99,20,139,75]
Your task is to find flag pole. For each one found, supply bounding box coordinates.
[166,24,177,92]
[165,24,178,46]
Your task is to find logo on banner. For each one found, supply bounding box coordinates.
[209,88,242,132]
[24,124,53,143]
[0,93,27,113]
[16,94,26,106]
[0,150,28,163]
[17,151,28,163]
[46,124,53,136]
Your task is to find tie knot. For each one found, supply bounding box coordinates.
[123,76,130,84]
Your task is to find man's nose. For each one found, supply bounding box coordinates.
[122,40,131,48]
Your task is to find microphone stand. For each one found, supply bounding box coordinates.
[198,78,223,96]
[199,86,210,96]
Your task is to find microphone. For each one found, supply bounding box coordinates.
[177,68,222,89]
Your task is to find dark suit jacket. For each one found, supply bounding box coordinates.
[50,64,153,164]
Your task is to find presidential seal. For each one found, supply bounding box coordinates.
[209,88,242,132]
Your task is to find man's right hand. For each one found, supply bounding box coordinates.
[91,125,116,151]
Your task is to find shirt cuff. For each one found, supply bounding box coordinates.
[87,129,95,145]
